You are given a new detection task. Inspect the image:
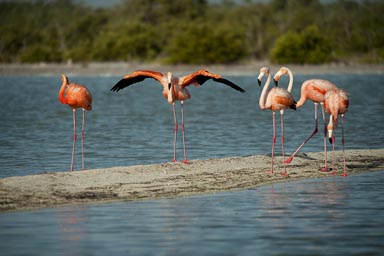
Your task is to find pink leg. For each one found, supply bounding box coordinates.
[81,109,85,171]
[330,136,336,175]
[269,112,276,175]
[70,109,76,172]
[285,103,319,164]
[341,115,348,177]
[172,104,178,162]
[180,101,189,164]
[320,104,329,172]
[280,112,287,176]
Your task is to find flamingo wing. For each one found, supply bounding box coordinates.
[181,69,245,93]
[111,70,164,92]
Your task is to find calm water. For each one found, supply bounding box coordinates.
[0,171,383,255]
[0,74,383,177]
[1,73,384,255]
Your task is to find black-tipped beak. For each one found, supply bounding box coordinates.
[258,79,262,86]
[274,79,278,86]
[168,83,171,90]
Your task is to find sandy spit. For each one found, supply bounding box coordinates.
[0,149,383,212]
[0,62,383,76]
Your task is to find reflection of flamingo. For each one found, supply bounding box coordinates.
[324,88,349,176]
[258,67,296,175]
[283,78,337,172]
[58,74,92,172]
[111,69,245,163]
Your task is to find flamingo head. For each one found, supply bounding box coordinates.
[273,67,289,86]
[257,67,269,86]
[61,74,69,87]
[327,119,334,144]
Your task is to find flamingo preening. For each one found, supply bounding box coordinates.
[258,67,296,175]
[111,69,245,163]
[324,88,349,176]
[58,74,92,172]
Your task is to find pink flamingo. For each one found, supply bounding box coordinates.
[111,69,245,164]
[258,67,296,175]
[58,74,92,172]
[280,77,338,172]
[324,88,349,176]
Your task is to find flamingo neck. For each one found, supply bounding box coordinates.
[296,83,308,108]
[259,72,271,110]
[286,68,293,93]
[58,79,68,104]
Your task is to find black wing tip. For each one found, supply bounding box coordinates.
[110,79,126,92]
[214,77,246,93]
[238,87,246,93]
[110,86,119,92]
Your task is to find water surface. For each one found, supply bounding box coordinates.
[0,74,383,177]
[1,73,383,255]
[0,171,383,255]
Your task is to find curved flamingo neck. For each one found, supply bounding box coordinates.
[259,71,271,110]
[296,80,309,108]
[58,75,68,104]
[286,68,293,93]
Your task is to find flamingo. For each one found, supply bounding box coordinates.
[324,88,349,176]
[58,74,92,172]
[258,67,296,175]
[111,69,245,164]
[281,77,338,172]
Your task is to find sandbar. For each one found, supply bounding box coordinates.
[0,149,383,212]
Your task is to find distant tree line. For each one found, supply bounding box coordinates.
[0,0,383,64]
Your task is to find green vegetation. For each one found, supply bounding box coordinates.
[0,0,383,64]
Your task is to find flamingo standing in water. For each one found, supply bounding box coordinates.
[258,67,296,175]
[58,74,92,172]
[280,77,338,172]
[111,69,245,163]
[324,88,349,176]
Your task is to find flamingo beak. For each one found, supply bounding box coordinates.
[168,83,171,90]
[258,79,262,86]
[328,129,334,144]
[274,79,279,86]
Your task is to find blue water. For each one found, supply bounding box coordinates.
[0,74,383,177]
[1,73,384,255]
[0,171,383,255]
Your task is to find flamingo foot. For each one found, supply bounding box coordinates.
[284,156,293,164]
[182,159,190,164]
[320,165,330,172]
[172,159,177,163]
[281,171,288,177]
[268,170,274,175]
[341,172,348,177]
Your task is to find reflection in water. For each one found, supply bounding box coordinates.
[57,207,89,254]
[0,172,383,255]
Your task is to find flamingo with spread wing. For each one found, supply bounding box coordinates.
[111,69,245,163]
